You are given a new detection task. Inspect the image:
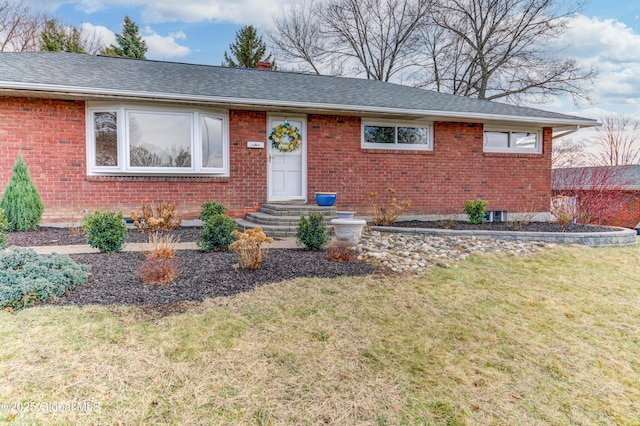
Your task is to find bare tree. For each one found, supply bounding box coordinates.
[270,0,332,74]
[270,0,432,80]
[415,0,596,104]
[552,137,590,169]
[590,115,640,166]
[0,0,43,52]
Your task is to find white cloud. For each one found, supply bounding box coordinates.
[80,22,190,60]
[42,0,286,25]
[80,22,116,46]
[546,14,640,119]
[142,27,191,60]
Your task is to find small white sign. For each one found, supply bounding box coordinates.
[247,141,265,149]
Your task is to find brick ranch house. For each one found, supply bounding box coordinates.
[0,52,598,223]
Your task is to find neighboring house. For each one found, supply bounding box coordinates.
[0,52,598,222]
[552,165,640,228]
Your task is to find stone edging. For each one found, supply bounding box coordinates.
[368,225,638,247]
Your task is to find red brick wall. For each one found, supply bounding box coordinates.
[0,97,553,222]
[0,98,267,221]
[307,115,552,215]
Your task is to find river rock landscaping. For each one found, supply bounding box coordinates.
[357,230,552,273]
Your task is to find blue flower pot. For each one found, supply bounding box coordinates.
[315,192,337,206]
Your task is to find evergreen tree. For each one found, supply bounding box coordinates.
[40,18,86,53]
[0,155,44,231]
[101,16,147,59]
[223,25,271,68]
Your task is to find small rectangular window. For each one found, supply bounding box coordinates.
[364,125,395,144]
[484,131,509,149]
[93,111,118,167]
[484,128,540,153]
[362,120,432,150]
[398,127,429,145]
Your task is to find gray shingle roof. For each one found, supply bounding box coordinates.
[0,52,597,127]
[553,165,640,190]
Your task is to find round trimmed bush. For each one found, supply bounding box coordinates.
[83,210,127,253]
[199,201,227,223]
[297,212,330,250]
[197,213,237,252]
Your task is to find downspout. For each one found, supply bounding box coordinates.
[552,125,580,139]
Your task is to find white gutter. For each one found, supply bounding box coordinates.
[552,125,582,139]
[0,81,600,128]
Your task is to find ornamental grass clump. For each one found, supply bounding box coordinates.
[0,155,44,231]
[366,188,411,226]
[0,247,89,310]
[197,214,237,252]
[229,227,274,270]
[139,232,180,284]
[464,199,488,224]
[297,212,330,250]
[83,210,127,253]
[131,202,180,232]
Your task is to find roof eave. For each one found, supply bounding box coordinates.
[0,82,600,128]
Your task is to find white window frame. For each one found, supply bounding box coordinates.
[86,102,230,176]
[361,119,433,151]
[483,126,542,154]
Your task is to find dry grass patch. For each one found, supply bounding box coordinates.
[1,242,639,424]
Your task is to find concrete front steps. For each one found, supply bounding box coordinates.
[237,203,337,238]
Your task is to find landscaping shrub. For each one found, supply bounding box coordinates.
[131,202,180,232]
[83,210,128,253]
[550,196,577,231]
[199,201,227,223]
[326,241,358,262]
[0,155,44,231]
[197,214,237,252]
[0,247,89,310]
[464,199,488,224]
[0,208,9,250]
[139,233,180,285]
[366,188,411,226]
[297,212,330,250]
[229,227,274,270]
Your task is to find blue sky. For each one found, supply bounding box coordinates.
[25,0,640,119]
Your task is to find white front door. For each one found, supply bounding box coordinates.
[267,116,306,202]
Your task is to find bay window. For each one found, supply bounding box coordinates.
[87,104,229,175]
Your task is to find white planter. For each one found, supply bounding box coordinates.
[336,211,356,219]
[330,219,367,243]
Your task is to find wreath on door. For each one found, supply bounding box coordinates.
[269,122,302,152]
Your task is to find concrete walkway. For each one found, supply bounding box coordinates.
[28,237,300,255]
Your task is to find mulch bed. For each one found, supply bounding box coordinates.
[57,250,377,307]
[7,227,203,246]
[6,227,376,308]
[386,220,619,233]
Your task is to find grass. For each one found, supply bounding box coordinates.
[1,243,639,424]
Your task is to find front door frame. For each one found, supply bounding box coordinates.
[266,114,307,203]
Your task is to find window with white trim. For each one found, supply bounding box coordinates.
[87,103,229,176]
[362,120,433,150]
[483,127,541,153]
